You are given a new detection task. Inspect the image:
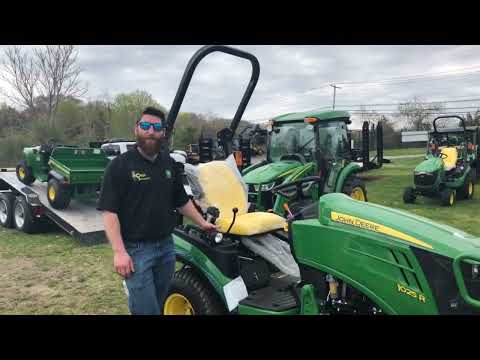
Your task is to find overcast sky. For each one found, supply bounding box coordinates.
[2,45,480,129]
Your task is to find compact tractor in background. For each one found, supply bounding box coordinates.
[241,110,368,215]
[155,45,480,315]
[403,116,480,206]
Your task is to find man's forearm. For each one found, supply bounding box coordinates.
[178,200,206,226]
[103,211,126,254]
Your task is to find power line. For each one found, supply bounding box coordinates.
[315,66,480,88]
[321,98,480,108]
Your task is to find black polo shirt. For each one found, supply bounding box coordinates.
[97,145,190,243]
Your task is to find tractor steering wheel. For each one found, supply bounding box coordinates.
[280,153,306,164]
[272,176,323,200]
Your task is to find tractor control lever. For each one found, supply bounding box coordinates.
[206,206,220,224]
[226,207,238,235]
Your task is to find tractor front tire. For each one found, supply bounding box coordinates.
[440,188,456,207]
[342,175,368,202]
[163,267,226,315]
[460,175,475,200]
[16,160,36,185]
[12,196,39,233]
[0,192,14,228]
[403,187,416,204]
[47,178,71,209]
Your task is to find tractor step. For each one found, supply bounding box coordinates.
[239,274,299,312]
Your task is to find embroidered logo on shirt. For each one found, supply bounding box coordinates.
[131,171,151,182]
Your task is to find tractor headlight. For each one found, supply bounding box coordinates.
[214,232,223,244]
[473,264,479,280]
[260,182,276,191]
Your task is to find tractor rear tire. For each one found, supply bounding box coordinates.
[471,167,477,184]
[12,196,39,234]
[403,187,416,204]
[16,160,36,185]
[0,192,14,228]
[342,175,368,202]
[163,267,226,315]
[47,178,71,210]
[459,175,475,200]
[440,188,456,207]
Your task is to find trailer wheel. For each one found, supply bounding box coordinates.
[16,160,36,185]
[47,178,71,209]
[0,192,14,228]
[163,268,226,315]
[13,196,39,233]
[342,175,368,202]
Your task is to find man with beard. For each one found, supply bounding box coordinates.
[98,107,217,315]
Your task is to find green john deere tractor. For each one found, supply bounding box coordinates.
[16,142,109,209]
[169,177,480,315]
[241,111,367,215]
[158,45,480,315]
[403,115,480,207]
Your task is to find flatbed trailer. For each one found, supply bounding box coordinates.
[0,168,106,244]
[0,167,194,245]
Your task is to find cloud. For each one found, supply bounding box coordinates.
[1,45,480,128]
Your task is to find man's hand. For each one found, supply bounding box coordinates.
[201,221,218,233]
[114,250,135,278]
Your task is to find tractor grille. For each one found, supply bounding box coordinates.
[413,248,480,314]
[414,171,438,186]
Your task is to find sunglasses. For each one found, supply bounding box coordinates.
[138,121,164,132]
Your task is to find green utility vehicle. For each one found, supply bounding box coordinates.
[16,143,109,209]
[242,111,367,215]
[403,116,480,206]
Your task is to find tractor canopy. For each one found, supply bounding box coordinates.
[272,110,351,124]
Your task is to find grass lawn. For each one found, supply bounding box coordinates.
[0,227,129,314]
[370,147,426,158]
[1,155,479,314]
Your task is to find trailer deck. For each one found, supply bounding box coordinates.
[1,169,106,244]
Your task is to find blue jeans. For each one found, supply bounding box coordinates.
[124,237,176,315]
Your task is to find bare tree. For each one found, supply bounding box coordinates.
[0,46,39,112]
[397,96,445,130]
[1,45,87,123]
[34,45,87,123]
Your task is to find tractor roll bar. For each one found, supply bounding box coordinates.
[165,45,260,141]
[433,115,467,133]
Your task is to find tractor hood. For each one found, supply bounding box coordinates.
[243,160,302,184]
[414,157,443,174]
[318,193,480,259]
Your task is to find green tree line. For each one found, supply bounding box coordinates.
[0,89,254,167]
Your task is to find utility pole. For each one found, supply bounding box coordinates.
[330,84,341,110]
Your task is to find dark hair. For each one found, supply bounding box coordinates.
[138,107,165,123]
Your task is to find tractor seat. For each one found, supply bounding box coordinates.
[440,147,458,171]
[39,143,58,157]
[196,158,286,236]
